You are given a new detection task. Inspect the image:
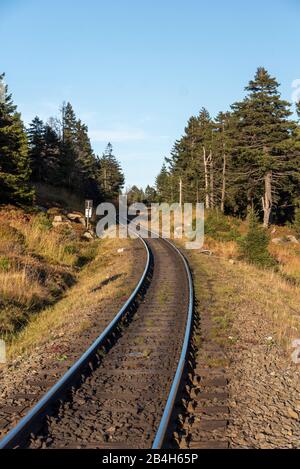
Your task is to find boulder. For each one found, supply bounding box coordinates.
[83,231,94,240]
[67,212,85,225]
[271,235,299,245]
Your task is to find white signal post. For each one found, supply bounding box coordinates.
[85,199,93,230]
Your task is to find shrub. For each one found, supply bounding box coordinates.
[33,213,52,232]
[64,243,78,255]
[0,223,25,245]
[238,210,276,268]
[205,210,239,241]
[294,208,300,238]
[0,256,11,271]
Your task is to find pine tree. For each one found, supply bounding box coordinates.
[144,185,157,204]
[43,122,61,185]
[0,73,33,204]
[74,119,98,196]
[239,210,276,268]
[27,116,45,182]
[60,101,78,190]
[127,185,145,204]
[96,143,124,200]
[155,163,172,202]
[231,67,295,226]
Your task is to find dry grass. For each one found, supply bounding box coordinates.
[0,206,98,338]
[182,241,300,351]
[269,242,300,282]
[222,260,300,348]
[0,267,46,305]
[203,237,238,259]
[8,237,142,359]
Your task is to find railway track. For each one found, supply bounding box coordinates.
[0,228,193,449]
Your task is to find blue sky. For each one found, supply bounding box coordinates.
[1,0,300,188]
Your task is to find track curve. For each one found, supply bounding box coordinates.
[0,233,193,449]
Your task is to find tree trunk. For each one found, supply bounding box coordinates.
[221,149,226,213]
[203,146,210,209]
[210,151,214,209]
[179,178,182,206]
[262,171,272,227]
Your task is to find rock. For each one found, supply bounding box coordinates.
[200,249,213,256]
[67,212,85,225]
[271,235,299,245]
[291,339,300,348]
[83,231,94,240]
[107,426,115,433]
[117,248,125,253]
[52,220,72,228]
[53,215,63,223]
[229,259,235,265]
[287,408,299,420]
[291,348,300,364]
[255,433,266,440]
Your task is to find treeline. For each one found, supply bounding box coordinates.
[155,68,300,226]
[126,185,157,205]
[0,73,124,206]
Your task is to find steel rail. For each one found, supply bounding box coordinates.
[0,217,193,450]
[123,216,194,449]
[152,238,193,449]
[0,232,150,449]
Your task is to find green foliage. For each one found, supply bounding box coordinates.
[75,243,98,268]
[127,185,145,204]
[95,143,124,200]
[0,256,11,271]
[27,105,124,204]
[144,185,157,204]
[205,210,239,241]
[238,211,276,268]
[0,73,34,205]
[156,163,173,202]
[155,68,300,225]
[294,207,300,238]
[64,243,78,255]
[33,213,52,232]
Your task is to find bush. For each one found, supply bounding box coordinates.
[238,210,276,268]
[0,256,11,271]
[33,213,52,232]
[205,210,239,241]
[294,208,300,238]
[64,243,78,255]
[0,223,25,245]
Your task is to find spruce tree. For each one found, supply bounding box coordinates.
[239,210,276,268]
[231,67,295,226]
[43,122,61,185]
[96,143,124,200]
[27,116,45,182]
[74,119,98,196]
[144,185,157,204]
[60,102,77,190]
[155,163,172,202]
[0,73,33,204]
